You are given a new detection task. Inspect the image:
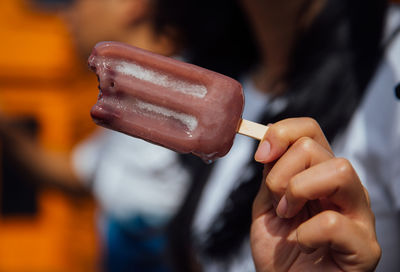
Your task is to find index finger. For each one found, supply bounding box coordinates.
[255,117,332,163]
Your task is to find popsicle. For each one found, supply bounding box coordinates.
[89,41,267,162]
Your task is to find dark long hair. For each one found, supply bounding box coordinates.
[155,0,388,271]
[154,0,259,79]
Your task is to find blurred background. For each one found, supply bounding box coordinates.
[1,0,400,271]
[0,0,99,271]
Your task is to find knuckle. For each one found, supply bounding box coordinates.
[294,137,315,153]
[271,125,289,141]
[302,117,321,131]
[265,175,285,194]
[333,157,355,180]
[372,241,382,261]
[319,211,341,234]
[287,176,302,199]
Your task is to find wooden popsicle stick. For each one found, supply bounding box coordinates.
[237,119,268,140]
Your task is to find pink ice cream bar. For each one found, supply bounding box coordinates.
[89,41,267,162]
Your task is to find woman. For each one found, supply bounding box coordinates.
[154,0,394,271]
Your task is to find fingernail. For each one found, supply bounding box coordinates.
[255,140,271,162]
[276,195,288,218]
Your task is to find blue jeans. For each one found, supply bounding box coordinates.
[103,216,171,272]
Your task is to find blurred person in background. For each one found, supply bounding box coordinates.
[0,0,192,271]
[63,1,193,271]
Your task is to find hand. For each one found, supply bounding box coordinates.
[250,118,381,272]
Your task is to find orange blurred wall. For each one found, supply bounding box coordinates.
[0,0,100,271]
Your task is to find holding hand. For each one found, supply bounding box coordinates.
[251,118,381,272]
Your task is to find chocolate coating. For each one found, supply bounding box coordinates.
[89,41,244,162]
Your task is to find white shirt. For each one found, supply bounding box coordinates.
[73,128,191,226]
